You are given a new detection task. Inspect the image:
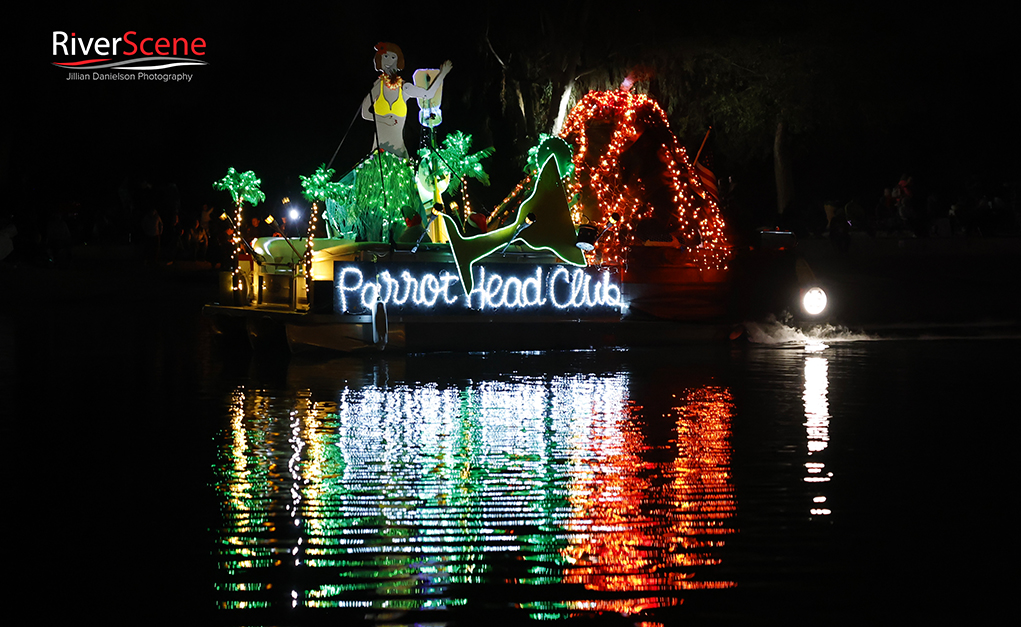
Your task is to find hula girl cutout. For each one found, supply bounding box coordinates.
[361,42,452,159]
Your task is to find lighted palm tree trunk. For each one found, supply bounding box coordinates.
[231,197,244,291]
[302,202,320,306]
[213,167,266,303]
[300,165,343,308]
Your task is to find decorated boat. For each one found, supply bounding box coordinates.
[204,44,825,354]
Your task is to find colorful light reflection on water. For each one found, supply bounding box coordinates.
[212,370,737,620]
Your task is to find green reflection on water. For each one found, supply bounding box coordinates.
[212,372,736,616]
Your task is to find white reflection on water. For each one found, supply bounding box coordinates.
[803,356,833,516]
[213,370,737,618]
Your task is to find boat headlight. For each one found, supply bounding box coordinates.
[801,286,828,316]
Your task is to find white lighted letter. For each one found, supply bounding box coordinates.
[602,271,622,308]
[502,276,522,308]
[360,281,380,309]
[522,267,545,306]
[570,269,588,307]
[337,267,364,312]
[420,273,440,307]
[549,266,571,309]
[378,270,398,305]
[439,271,460,305]
[485,273,505,308]
[468,267,486,310]
[390,271,413,305]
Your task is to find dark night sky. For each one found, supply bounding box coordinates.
[7,1,1018,225]
[13,3,476,209]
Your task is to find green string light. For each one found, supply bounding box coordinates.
[213,167,266,207]
[300,164,343,203]
[321,152,418,241]
[418,131,494,190]
[213,167,266,292]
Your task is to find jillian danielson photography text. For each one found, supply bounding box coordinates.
[64,72,195,82]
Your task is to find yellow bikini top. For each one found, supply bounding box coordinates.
[373,84,407,118]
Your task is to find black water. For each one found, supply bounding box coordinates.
[4,267,1015,625]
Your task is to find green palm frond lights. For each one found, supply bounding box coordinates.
[213,167,266,207]
[300,164,343,203]
[418,131,494,189]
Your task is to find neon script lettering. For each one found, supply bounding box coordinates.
[335,264,622,315]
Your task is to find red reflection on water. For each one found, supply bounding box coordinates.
[561,386,737,613]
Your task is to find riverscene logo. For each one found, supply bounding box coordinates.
[52,30,208,81]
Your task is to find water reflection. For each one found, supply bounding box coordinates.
[212,363,737,620]
[803,356,833,516]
